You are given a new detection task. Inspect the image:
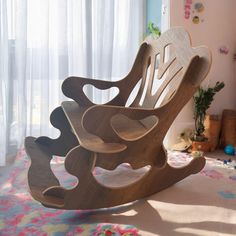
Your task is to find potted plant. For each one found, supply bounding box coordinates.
[191,81,225,152]
[147,22,161,39]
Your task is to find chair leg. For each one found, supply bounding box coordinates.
[43,146,97,209]
[25,136,65,208]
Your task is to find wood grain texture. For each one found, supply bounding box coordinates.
[35,106,79,157]
[25,27,211,209]
[61,101,127,153]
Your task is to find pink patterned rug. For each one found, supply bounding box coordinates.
[0,150,139,236]
[0,150,236,236]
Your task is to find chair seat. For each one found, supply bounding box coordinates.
[61,101,127,153]
[111,114,158,141]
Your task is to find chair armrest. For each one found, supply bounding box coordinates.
[62,76,124,106]
[62,43,148,107]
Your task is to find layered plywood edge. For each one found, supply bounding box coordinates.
[25,27,211,210]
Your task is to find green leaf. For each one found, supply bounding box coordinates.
[192,81,225,139]
[147,22,161,37]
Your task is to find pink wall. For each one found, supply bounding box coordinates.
[164,0,236,148]
[170,0,236,113]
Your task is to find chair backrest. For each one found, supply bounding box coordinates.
[128,27,211,109]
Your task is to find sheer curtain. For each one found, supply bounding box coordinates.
[0,0,145,166]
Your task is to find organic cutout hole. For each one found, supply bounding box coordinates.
[125,79,142,107]
[155,54,160,70]
[50,156,78,189]
[167,152,193,168]
[83,85,119,104]
[151,54,161,96]
[164,44,175,64]
[152,69,168,97]
[93,163,151,188]
[154,68,183,108]
[139,62,151,106]
[111,114,158,141]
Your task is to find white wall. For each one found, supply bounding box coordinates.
[164,0,236,148]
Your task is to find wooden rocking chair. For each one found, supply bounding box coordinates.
[25,27,211,210]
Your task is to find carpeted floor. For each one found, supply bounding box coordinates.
[0,150,236,236]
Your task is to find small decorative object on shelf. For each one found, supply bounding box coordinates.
[191,81,225,152]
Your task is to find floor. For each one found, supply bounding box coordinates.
[0,149,236,235]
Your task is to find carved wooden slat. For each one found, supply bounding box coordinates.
[143,62,183,108]
[130,52,151,107]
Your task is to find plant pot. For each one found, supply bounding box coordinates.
[191,140,211,152]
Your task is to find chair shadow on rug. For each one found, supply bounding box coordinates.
[79,192,236,236]
[91,201,236,236]
[65,155,236,235]
[25,27,211,210]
